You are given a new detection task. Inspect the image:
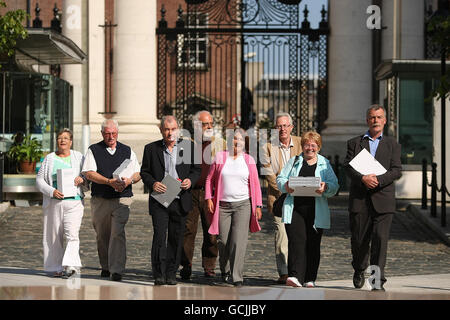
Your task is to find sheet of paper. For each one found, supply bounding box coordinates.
[289,176,321,197]
[151,174,182,208]
[57,168,78,198]
[349,148,387,176]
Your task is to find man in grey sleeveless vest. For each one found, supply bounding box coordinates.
[82,119,141,281]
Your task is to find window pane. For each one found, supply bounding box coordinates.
[199,52,206,63]
[177,13,208,68]
[398,79,433,164]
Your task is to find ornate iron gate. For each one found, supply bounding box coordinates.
[156,0,329,135]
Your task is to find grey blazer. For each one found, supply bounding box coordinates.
[343,134,402,214]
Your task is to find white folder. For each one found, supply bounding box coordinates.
[112,159,134,180]
[289,176,322,197]
[349,148,387,176]
[57,168,78,198]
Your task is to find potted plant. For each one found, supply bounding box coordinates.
[7,134,43,174]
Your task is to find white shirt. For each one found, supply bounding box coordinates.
[82,147,141,173]
[220,155,250,202]
[279,138,294,166]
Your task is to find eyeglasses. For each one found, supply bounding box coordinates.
[275,124,292,130]
[202,122,214,127]
[57,137,71,141]
[303,143,318,149]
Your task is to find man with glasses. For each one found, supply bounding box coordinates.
[179,110,226,280]
[82,119,141,282]
[261,112,302,284]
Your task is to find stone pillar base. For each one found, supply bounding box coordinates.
[320,120,366,159]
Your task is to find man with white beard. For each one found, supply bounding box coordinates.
[179,110,226,280]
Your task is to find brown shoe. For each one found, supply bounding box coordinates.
[204,268,216,277]
[277,274,288,284]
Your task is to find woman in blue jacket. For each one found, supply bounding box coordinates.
[276,131,339,288]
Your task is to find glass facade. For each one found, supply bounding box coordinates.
[398,78,433,165]
[0,72,73,173]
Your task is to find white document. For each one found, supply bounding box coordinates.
[289,176,322,197]
[349,148,387,176]
[112,159,134,180]
[57,168,77,198]
[151,175,182,208]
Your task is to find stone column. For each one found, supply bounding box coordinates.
[85,0,105,151]
[61,0,83,151]
[112,0,160,162]
[320,0,373,158]
[381,0,424,60]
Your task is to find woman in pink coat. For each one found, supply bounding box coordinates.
[205,128,262,287]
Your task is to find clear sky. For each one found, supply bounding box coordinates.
[244,0,328,76]
[301,0,328,28]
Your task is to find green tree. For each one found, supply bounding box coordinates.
[427,13,450,101]
[0,1,28,58]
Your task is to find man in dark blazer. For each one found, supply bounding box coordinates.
[140,115,201,285]
[344,105,402,291]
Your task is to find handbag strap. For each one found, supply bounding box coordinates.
[288,155,300,176]
[282,155,299,193]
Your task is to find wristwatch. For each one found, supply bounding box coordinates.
[131,178,135,185]
[256,205,263,208]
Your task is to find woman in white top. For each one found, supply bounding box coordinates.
[36,129,89,278]
[205,128,263,287]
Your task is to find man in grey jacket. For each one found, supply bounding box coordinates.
[344,105,402,291]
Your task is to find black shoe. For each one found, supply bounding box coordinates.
[111,273,122,281]
[221,272,231,283]
[180,265,192,280]
[233,281,243,287]
[166,278,177,285]
[371,285,386,292]
[154,278,166,285]
[100,270,110,278]
[353,271,365,289]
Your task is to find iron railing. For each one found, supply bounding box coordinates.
[422,158,449,227]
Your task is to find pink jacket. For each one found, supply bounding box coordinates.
[205,151,262,235]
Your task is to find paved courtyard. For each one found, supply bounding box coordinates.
[1,193,449,287]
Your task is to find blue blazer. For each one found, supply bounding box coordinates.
[276,153,339,229]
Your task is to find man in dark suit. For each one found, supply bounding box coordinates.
[140,115,201,285]
[344,105,402,291]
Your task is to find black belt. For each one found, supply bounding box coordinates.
[192,186,205,191]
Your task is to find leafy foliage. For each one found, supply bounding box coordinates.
[257,116,274,130]
[7,134,44,162]
[427,13,450,101]
[0,1,28,57]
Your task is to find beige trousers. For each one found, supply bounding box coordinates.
[273,215,289,276]
[90,196,132,275]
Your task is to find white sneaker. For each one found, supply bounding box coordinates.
[286,277,302,287]
[305,281,315,288]
[63,267,80,278]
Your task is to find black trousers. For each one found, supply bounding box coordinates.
[285,206,323,284]
[151,199,187,281]
[349,198,393,283]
